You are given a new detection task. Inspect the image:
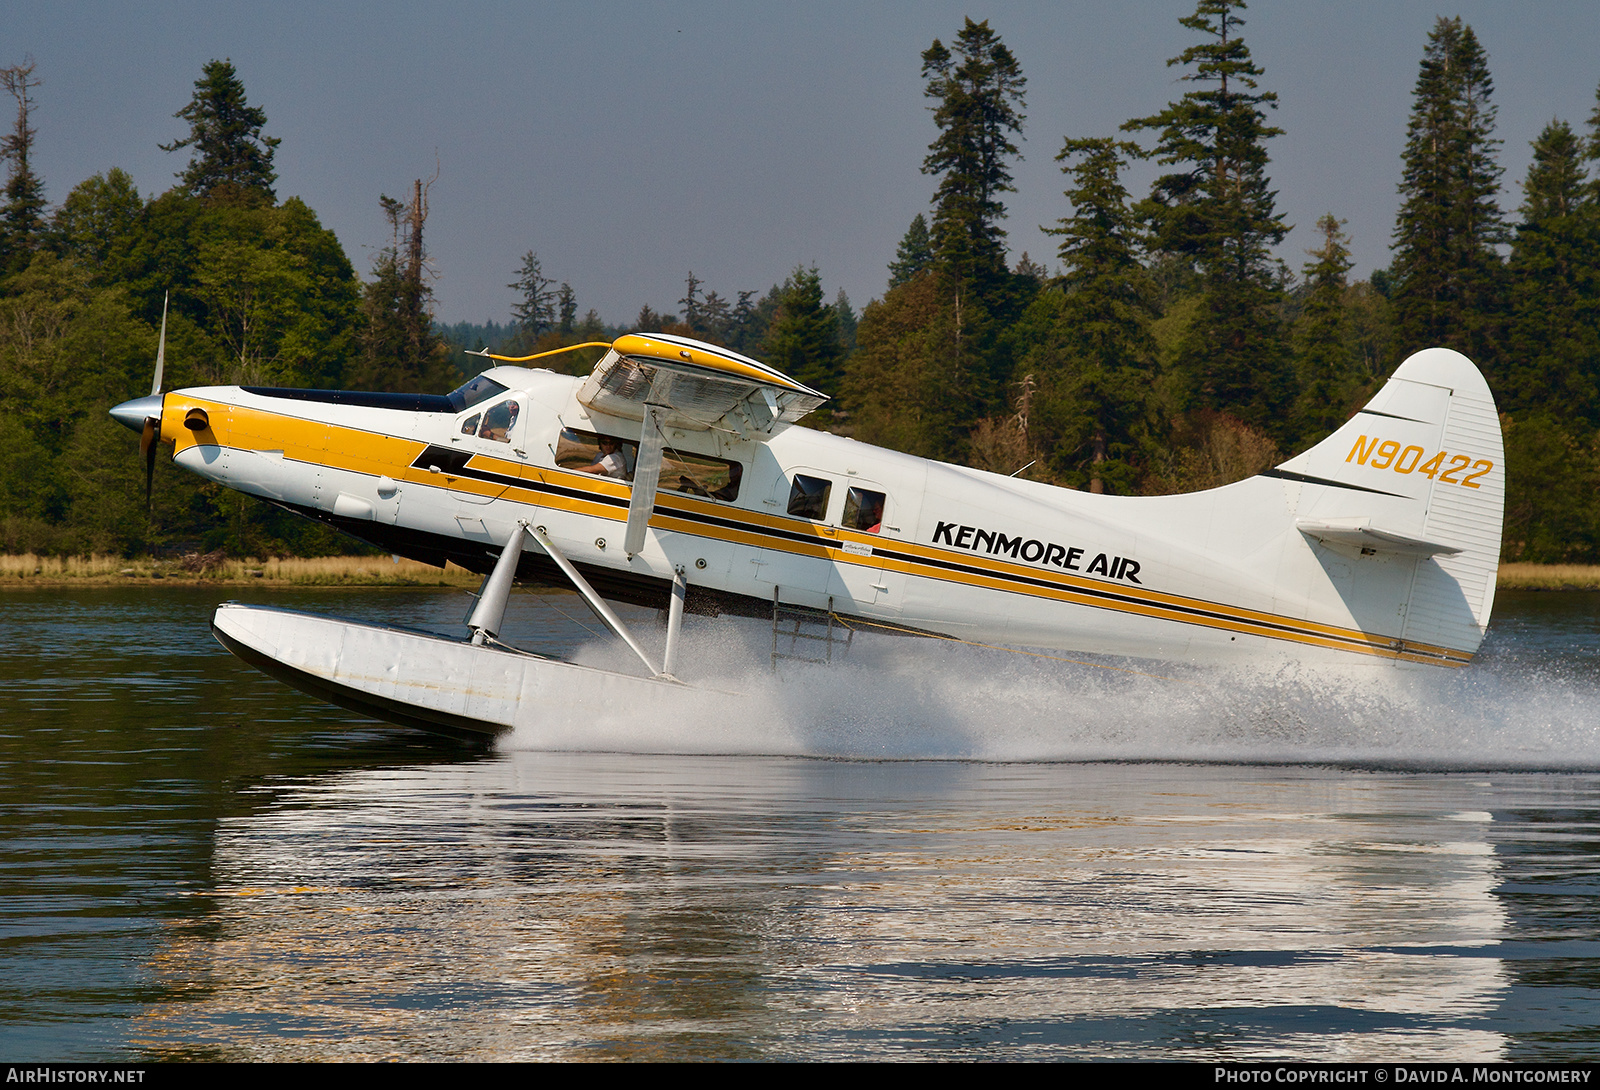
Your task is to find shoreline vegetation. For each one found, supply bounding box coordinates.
[2,553,1597,591]
[1495,564,1600,591]
[0,553,483,587]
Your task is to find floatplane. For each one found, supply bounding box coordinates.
[110,329,1504,741]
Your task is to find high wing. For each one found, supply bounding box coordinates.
[577,333,827,437]
[568,333,827,555]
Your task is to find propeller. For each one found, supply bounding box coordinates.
[108,292,169,507]
[143,295,167,503]
[151,291,166,399]
[139,417,159,504]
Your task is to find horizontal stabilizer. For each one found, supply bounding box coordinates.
[1295,518,1462,557]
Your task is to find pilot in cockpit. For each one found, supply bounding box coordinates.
[578,436,629,479]
[479,401,519,443]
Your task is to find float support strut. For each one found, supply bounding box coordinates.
[661,566,687,680]
[466,522,525,644]
[525,523,663,677]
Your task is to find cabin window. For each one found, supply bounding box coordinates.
[460,413,481,435]
[787,474,831,520]
[844,487,885,533]
[554,428,743,500]
[445,375,510,413]
[663,449,742,501]
[477,400,520,443]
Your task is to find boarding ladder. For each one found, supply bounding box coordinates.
[770,587,854,671]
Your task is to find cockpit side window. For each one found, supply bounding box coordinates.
[460,413,481,435]
[477,400,520,443]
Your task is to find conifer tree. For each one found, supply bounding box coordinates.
[0,58,46,275]
[1123,0,1292,436]
[557,282,577,334]
[849,21,1037,460]
[1586,80,1600,194]
[695,290,734,344]
[509,251,556,338]
[632,304,673,333]
[868,18,1029,454]
[678,271,704,330]
[1024,137,1158,493]
[1012,252,1048,282]
[679,271,739,343]
[576,308,605,341]
[728,289,764,355]
[887,213,933,288]
[1291,215,1358,444]
[842,273,952,456]
[1500,117,1600,561]
[921,19,1026,292]
[1504,120,1600,431]
[1523,120,1586,222]
[1390,17,1505,369]
[763,266,842,397]
[834,289,858,353]
[160,59,280,205]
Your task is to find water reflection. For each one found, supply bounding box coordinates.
[126,757,1519,1061]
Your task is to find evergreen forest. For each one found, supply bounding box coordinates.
[3,5,1598,563]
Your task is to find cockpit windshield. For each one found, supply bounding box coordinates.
[445,375,510,413]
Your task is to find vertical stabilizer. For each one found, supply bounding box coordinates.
[1275,348,1504,657]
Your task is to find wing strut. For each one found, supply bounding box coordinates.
[623,405,668,557]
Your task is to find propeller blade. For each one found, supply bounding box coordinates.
[150,292,168,398]
[141,417,158,506]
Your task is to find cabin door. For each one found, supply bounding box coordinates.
[438,395,527,507]
[826,479,904,615]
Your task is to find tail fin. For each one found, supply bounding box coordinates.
[1273,348,1504,658]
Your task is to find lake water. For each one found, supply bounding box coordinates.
[3,585,1599,1061]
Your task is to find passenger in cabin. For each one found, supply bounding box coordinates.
[844,487,885,533]
[672,459,742,500]
[858,493,884,534]
[578,436,629,479]
[711,462,743,501]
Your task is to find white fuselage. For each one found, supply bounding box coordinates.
[157,352,1501,670]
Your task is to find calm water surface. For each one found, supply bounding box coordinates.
[3,586,1600,1061]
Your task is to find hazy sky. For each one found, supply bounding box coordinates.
[11,2,1600,326]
